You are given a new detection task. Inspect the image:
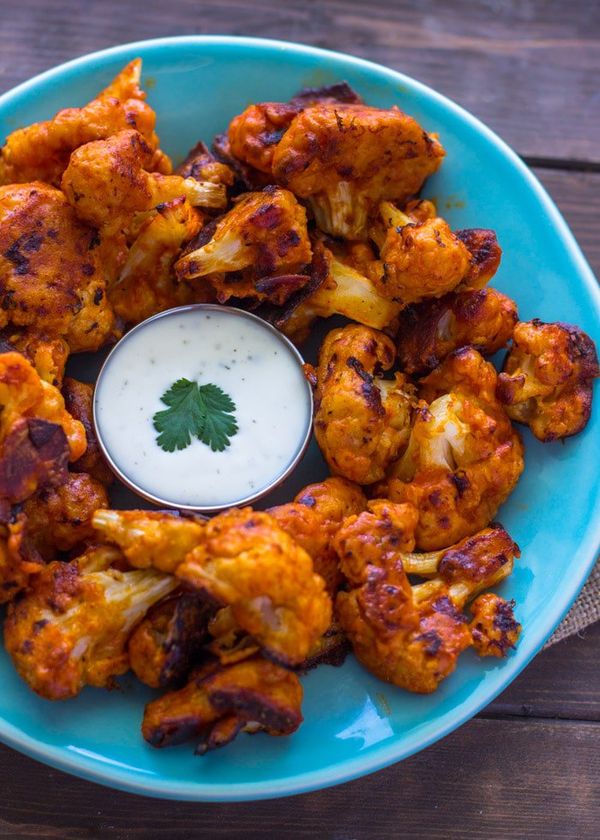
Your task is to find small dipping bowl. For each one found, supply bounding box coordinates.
[93,305,313,513]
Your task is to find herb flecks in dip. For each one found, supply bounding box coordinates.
[94,307,312,508]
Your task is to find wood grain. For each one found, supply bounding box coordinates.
[0,717,599,839]
[487,622,600,720]
[0,0,599,162]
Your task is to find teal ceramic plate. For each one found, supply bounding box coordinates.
[0,36,598,802]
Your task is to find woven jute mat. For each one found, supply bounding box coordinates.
[545,558,600,647]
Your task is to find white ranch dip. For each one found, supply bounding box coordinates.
[94,306,312,509]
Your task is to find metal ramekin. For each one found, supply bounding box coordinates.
[93,304,314,513]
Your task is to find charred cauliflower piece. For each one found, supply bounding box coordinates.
[382,348,524,550]
[403,524,520,605]
[335,506,520,693]
[269,476,367,594]
[372,202,502,305]
[222,83,364,191]
[0,332,69,388]
[62,129,225,237]
[0,183,116,352]
[274,238,402,343]
[255,103,445,239]
[0,59,170,187]
[22,472,109,558]
[397,287,518,375]
[469,593,521,657]
[177,508,332,667]
[61,378,113,485]
[497,320,599,441]
[92,509,205,573]
[334,501,472,693]
[108,196,208,325]
[176,140,235,188]
[0,352,86,464]
[4,545,177,699]
[128,592,213,689]
[175,187,312,305]
[313,325,415,484]
[142,656,303,753]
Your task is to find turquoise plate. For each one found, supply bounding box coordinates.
[0,36,598,802]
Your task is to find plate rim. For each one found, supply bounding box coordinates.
[0,33,598,802]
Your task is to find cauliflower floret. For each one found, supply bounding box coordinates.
[176,508,332,667]
[313,325,415,484]
[0,183,117,352]
[0,332,69,388]
[497,319,599,441]
[128,592,213,689]
[371,202,502,305]
[274,238,402,343]
[334,505,520,693]
[397,287,518,375]
[108,196,208,325]
[142,656,303,753]
[269,476,367,594]
[469,593,521,657]
[62,129,225,238]
[91,509,205,573]
[4,545,177,699]
[22,472,109,558]
[175,187,312,305]
[382,348,524,549]
[270,104,444,238]
[0,59,171,186]
[0,352,85,463]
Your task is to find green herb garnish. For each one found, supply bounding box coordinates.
[153,378,238,453]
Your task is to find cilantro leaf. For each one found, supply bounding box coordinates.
[153,379,238,453]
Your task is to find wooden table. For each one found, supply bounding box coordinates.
[1,1,598,837]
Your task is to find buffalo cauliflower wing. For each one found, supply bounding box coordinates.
[142,655,303,753]
[128,591,213,689]
[108,196,208,325]
[273,238,402,343]
[0,183,117,352]
[469,593,521,657]
[0,351,86,463]
[382,348,524,549]
[177,508,332,667]
[497,319,599,441]
[62,129,225,238]
[4,545,177,699]
[22,472,108,558]
[335,505,520,692]
[397,287,518,375]
[313,325,415,484]
[371,202,502,305]
[0,332,69,388]
[334,501,472,693]
[269,476,367,594]
[227,102,444,239]
[175,187,312,305]
[91,509,206,573]
[0,59,170,187]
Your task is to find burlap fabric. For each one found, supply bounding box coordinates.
[546,558,600,646]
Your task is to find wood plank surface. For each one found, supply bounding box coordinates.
[0,0,599,163]
[0,716,599,839]
[487,622,600,720]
